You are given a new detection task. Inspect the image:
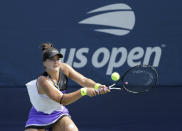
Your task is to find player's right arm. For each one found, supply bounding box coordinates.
[37,76,98,106]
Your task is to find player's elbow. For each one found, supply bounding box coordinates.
[61,99,70,106]
[59,95,70,106]
[61,102,68,106]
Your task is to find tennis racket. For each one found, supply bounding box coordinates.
[108,65,158,94]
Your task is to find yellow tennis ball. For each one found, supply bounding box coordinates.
[111,72,120,81]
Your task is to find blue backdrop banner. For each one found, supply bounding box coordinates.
[0,0,182,87]
[1,0,181,87]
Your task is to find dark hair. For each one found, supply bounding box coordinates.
[41,42,53,52]
[41,42,63,61]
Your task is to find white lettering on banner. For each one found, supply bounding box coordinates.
[92,48,110,68]
[60,48,76,66]
[73,48,89,68]
[127,47,144,67]
[143,47,162,66]
[107,47,127,74]
[60,47,161,75]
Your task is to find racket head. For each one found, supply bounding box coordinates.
[121,65,158,94]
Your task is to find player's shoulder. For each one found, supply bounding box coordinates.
[61,63,73,71]
[61,63,71,68]
[61,63,74,77]
[37,75,49,84]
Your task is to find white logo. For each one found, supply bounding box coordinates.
[60,47,162,75]
[79,3,135,36]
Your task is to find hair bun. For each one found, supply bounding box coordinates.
[41,42,53,51]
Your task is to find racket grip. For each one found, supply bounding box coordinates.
[96,88,103,92]
[96,87,110,92]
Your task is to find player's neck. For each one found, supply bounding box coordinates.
[46,70,59,82]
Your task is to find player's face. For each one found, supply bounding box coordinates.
[43,55,61,72]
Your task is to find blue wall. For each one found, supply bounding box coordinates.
[0,0,182,130]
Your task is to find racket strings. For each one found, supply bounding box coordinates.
[123,66,157,93]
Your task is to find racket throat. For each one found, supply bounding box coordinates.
[109,87,121,90]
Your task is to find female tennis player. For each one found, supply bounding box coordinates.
[24,42,110,131]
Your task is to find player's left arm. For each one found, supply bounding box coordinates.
[62,63,109,94]
[62,63,96,87]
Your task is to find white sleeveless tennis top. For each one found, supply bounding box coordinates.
[26,79,64,114]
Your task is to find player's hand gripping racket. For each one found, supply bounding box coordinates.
[109,65,158,94]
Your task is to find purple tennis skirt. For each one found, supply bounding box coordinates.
[25,106,70,130]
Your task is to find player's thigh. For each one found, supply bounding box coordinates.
[52,116,78,131]
[24,128,45,131]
